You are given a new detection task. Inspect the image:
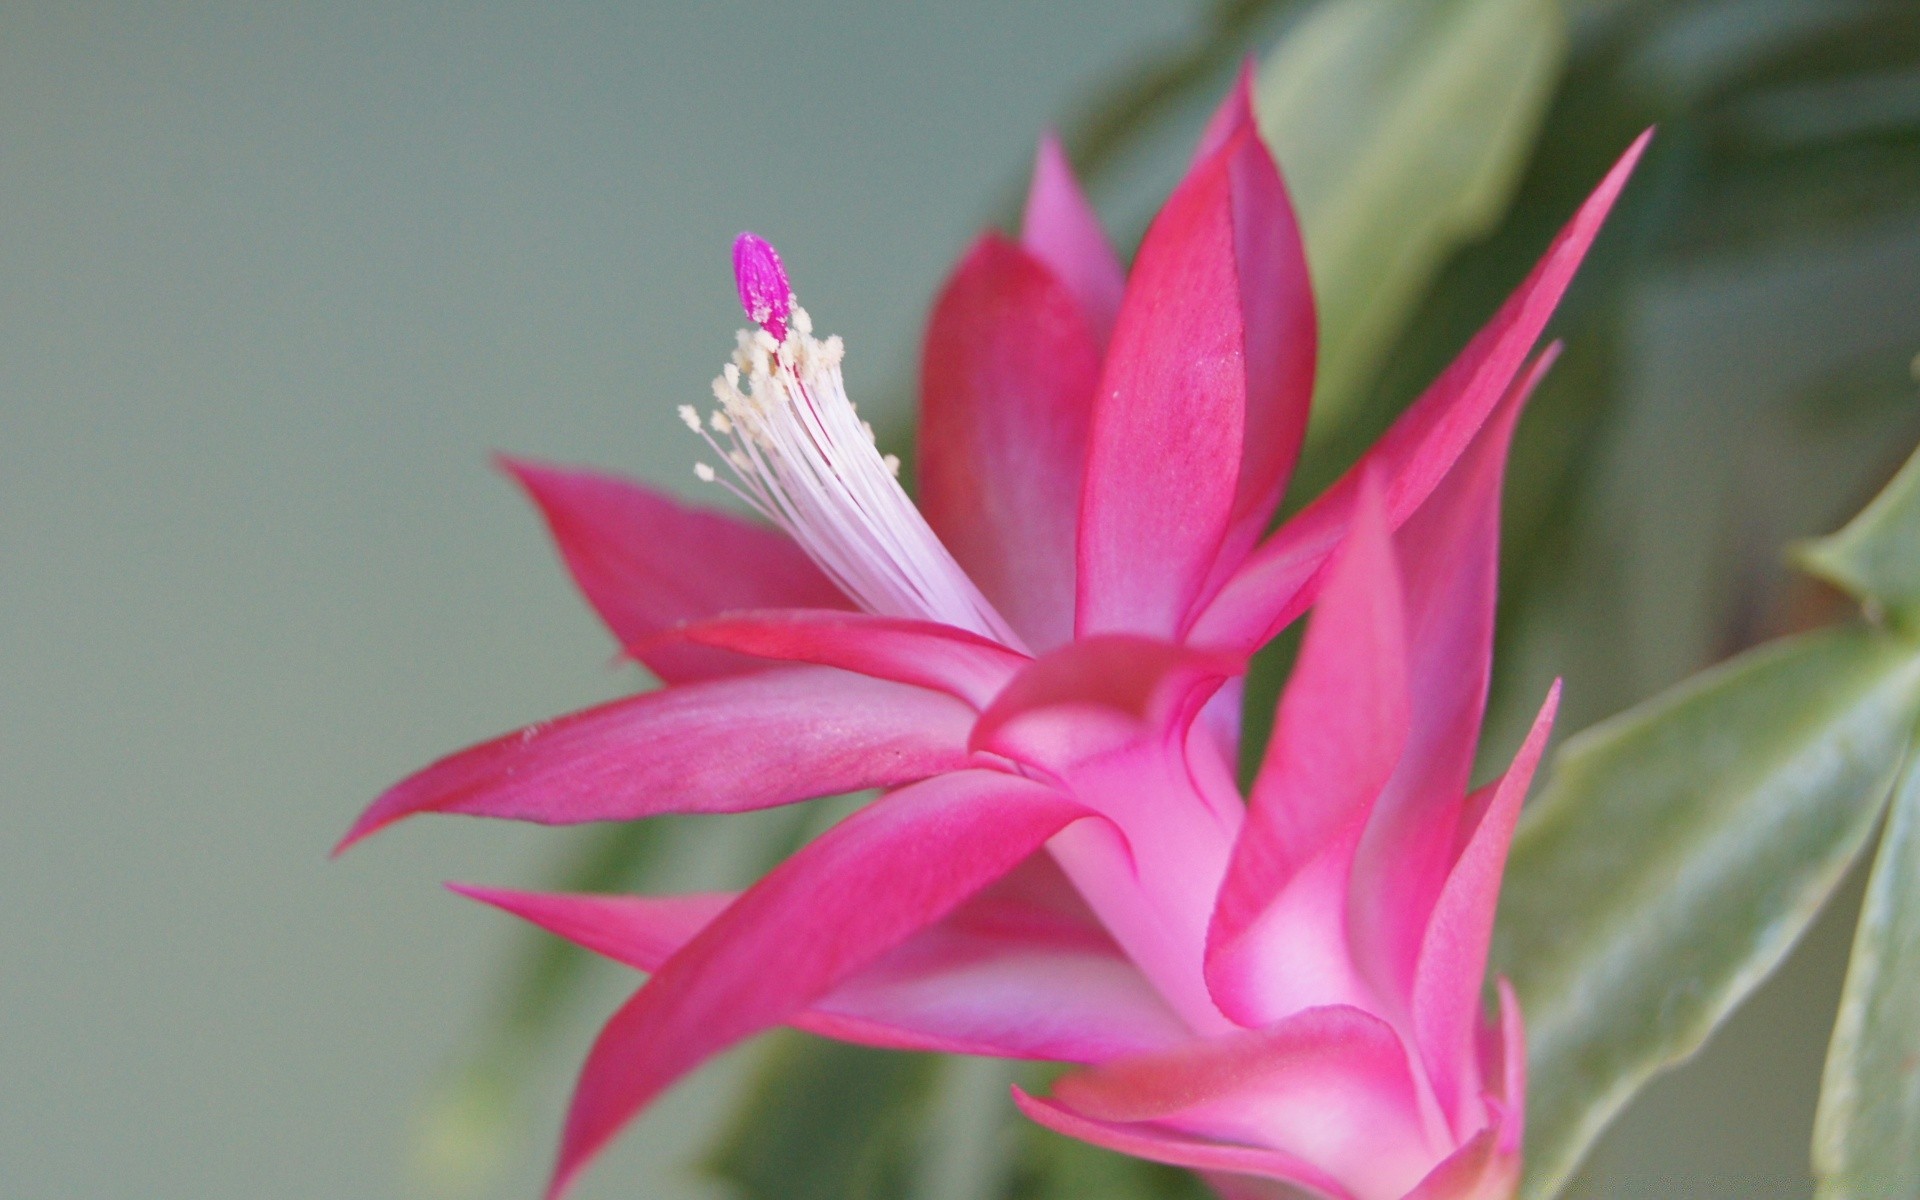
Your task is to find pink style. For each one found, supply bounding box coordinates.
[341,72,1647,1200]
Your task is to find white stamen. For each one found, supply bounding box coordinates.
[684,237,1023,648]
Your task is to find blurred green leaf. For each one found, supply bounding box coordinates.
[1004,1118,1215,1200]
[1255,0,1567,444]
[706,1035,943,1200]
[1494,624,1920,1198]
[1797,437,1920,627]
[1812,752,1920,1198]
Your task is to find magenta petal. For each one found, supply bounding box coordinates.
[1021,134,1125,344]
[1194,131,1651,655]
[1348,376,1532,1010]
[335,666,973,851]
[666,608,1030,708]
[455,881,1182,1062]
[1012,1089,1358,1200]
[500,457,848,681]
[1077,112,1314,639]
[1190,59,1258,164]
[1208,475,1409,1026]
[1075,134,1250,639]
[545,770,1091,1199]
[1410,686,1556,1129]
[1199,63,1317,598]
[920,234,1102,651]
[449,885,728,972]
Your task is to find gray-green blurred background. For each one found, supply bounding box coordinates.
[2,4,1914,1199]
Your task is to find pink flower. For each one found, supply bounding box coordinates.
[341,75,1645,1200]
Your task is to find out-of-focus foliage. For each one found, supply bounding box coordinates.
[1797,437,1920,1199]
[1797,428,1920,626]
[1495,625,1920,1197]
[409,818,676,1196]
[415,1,1920,1197]
[1813,756,1920,1198]
[706,1037,944,1200]
[1255,0,1567,444]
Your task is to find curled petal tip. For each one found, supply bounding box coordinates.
[732,231,793,340]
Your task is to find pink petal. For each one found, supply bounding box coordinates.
[1399,1126,1516,1200]
[1207,474,1409,1026]
[1348,377,1533,1011]
[1193,62,1317,604]
[450,886,728,972]
[500,457,848,681]
[335,666,973,851]
[1410,688,1555,1130]
[971,635,1241,769]
[545,770,1091,1199]
[1077,119,1309,639]
[919,236,1102,651]
[1484,978,1526,1150]
[453,877,1186,1064]
[1191,59,1257,163]
[1192,131,1651,655]
[664,608,1030,709]
[1020,134,1125,344]
[1051,1006,1422,1131]
[1012,1089,1358,1200]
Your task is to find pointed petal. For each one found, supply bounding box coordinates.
[1195,130,1650,655]
[665,608,1030,708]
[919,235,1101,652]
[449,886,728,972]
[1012,1089,1358,1200]
[1191,59,1258,164]
[1074,132,1247,639]
[455,877,1185,1063]
[1198,61,1316,596]
[499,457,849,681]
[1021,134,1124,343]
[545,770,1091,1198]
[1410,688,1556,1127]
[1077,109,1314,639]
[1349,379,1531,1011]
[336,666,973,851]
[1207,475,1408,1026]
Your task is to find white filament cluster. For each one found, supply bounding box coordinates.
[683,306,1023,648]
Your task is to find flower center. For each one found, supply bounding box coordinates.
[683,233,1023,648]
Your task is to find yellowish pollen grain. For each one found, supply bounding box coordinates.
[694,462,716,483]
[883,453,901,477]
[678,404,702,433]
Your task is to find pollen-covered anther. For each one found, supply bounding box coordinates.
[675,232,1024,648]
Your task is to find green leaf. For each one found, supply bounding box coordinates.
[1813,752,1920,1197]
[1254,0,1568,446]
[1494,624,1920,1198]
[1797,433,1920,627]
[705,1034,944,1200]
